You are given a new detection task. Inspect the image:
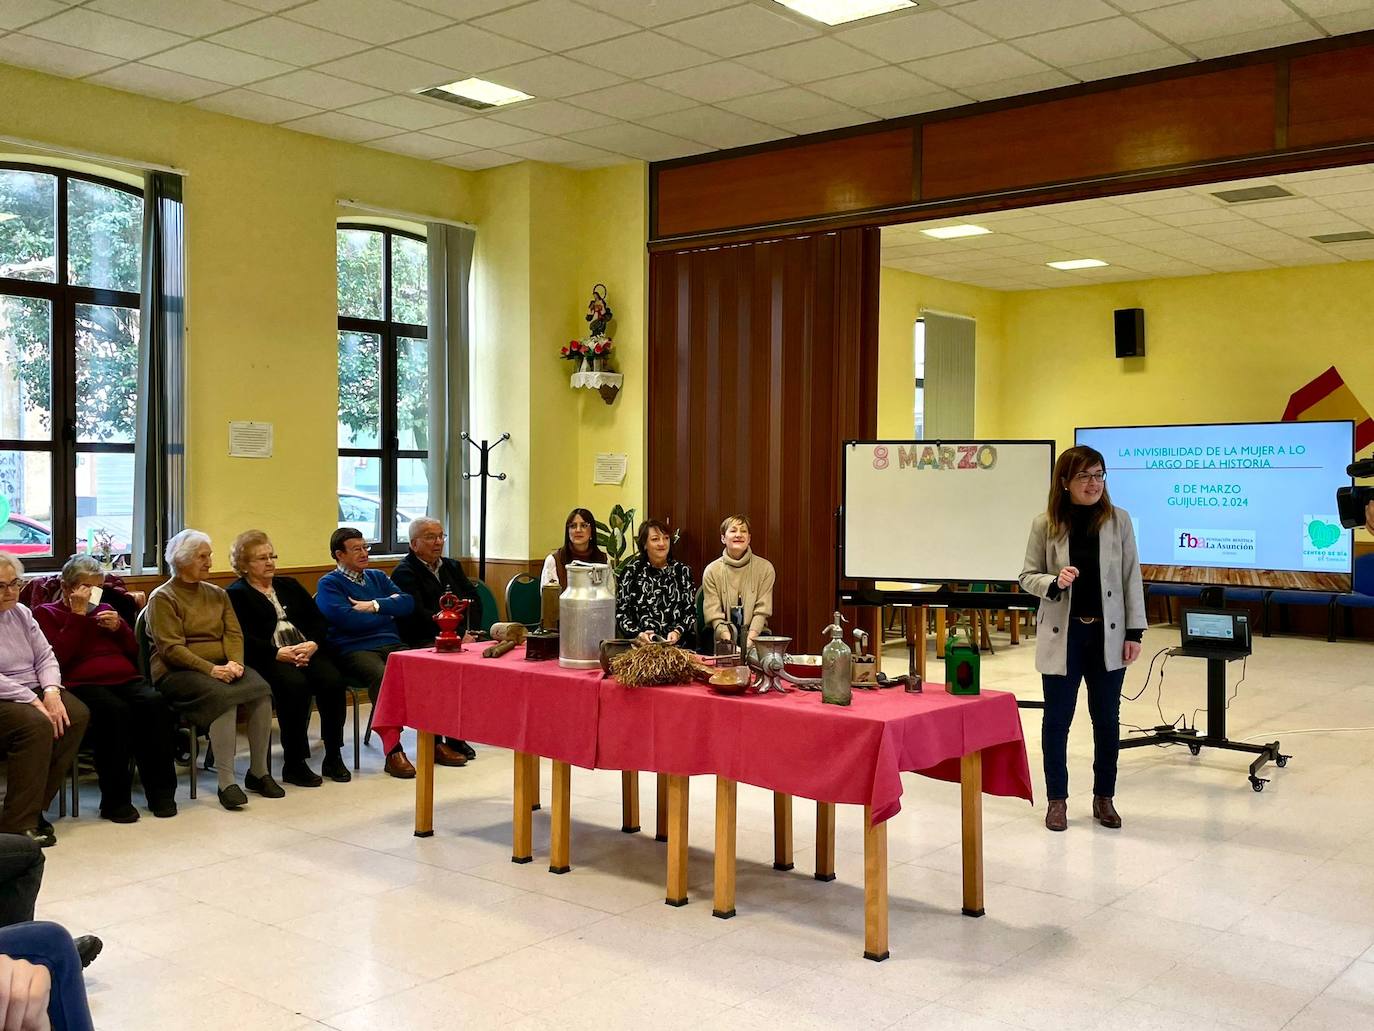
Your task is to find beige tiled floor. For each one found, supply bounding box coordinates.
[35,626,1374,1029]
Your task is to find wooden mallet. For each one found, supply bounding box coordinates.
[482,622,527,658]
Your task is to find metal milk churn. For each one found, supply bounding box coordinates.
[558,562,615,669]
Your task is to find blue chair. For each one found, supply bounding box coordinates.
[1146,583,1202,625]
[1335,554,1374,639]
[1266,588,1338,641]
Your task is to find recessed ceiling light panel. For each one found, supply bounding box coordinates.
[1047,258,1108,270]
[772,0,917,27]
[1311,230,1374,244]
[920,224,991,240]
[415,77,532,111]
[1211,184,1293,204]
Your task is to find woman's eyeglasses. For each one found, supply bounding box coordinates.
[1072,472,1107,483]
[0,580,22,593]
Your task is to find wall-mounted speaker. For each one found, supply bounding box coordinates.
[1114,308,1145,358]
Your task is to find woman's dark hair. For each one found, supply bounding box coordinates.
[1046,445,1114,537]
[636,518,674,560]
[559,508,606,565]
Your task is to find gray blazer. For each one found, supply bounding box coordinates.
[1019,506,1147,676]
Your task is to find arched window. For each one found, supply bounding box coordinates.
[0,163,142,567]
[336,223,429,554]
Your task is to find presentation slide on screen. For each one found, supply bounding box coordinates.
[1076,421,1352,589]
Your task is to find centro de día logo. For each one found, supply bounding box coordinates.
[872,444,998,470]
[1174,528,1258,564]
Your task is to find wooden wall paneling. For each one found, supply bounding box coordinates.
[1288,44,1374,147]
[920,66,1278,201]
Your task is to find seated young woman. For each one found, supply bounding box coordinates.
[539,508,608,588]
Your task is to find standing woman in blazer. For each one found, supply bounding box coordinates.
[1020,445,1146,832]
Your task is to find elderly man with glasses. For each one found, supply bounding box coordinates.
[389,517,483,764]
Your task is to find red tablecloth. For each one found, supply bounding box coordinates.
[595,682,1033,823]
[373,646,1032,823]
[372,647,602,767]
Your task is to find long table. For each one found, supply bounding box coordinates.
[373,646,1033,959]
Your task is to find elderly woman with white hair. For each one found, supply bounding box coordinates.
[0,551,90,847]
[145,530,280,811]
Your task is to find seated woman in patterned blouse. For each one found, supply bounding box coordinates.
[614,520,696,645]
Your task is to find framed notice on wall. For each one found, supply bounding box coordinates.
[228,421,273,459]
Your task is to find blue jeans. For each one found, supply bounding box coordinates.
[1041,619,1125,800]
[0,921,94,1031]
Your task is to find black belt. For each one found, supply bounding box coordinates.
[1074,616,1100,624]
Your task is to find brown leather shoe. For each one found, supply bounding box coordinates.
[1092,796,1122,829]
[1045,799,1068,832]
[434,742,469,767]
[384,749,416,779]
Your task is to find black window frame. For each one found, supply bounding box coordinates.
[0,161,142,572]
[336,222,428,556]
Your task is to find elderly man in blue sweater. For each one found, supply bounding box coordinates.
[317,527,466,778]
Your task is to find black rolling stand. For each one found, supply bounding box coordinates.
[1119,647,1290,791]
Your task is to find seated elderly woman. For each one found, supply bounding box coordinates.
[615,519,696,645]
[0,551,90,847]
[34,555,178,822]
[227,530,349,788]
[145,529,280,811]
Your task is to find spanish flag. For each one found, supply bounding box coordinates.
[1283,366,1374,452]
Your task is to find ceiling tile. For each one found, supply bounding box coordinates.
[87,61,227,101]
[1136,0,1304,44]
[1065,46,1193,82]
[638,105,790,148]
[648,60,785,104]
[486,54,624,98]
[86,0,261,36]
[280,110,398,142]
[474,0,637,51]
[340,95,466,130]
[904,42,1053,90]
[569,31,714,79]
[193,87,323,122]
[861,91,968,119]
[774,109,874,134]
[1185,23,1322,60]
[500,136,619,163]
[1016,17,1173,66]
[954,0,1118,37]
[571,0,740,27]
[565,121,701,160]
[736,36,883,84]
[250,68,389,106]
[961,69,1077,102]
[24,8,188,60]
[440,149,522,169]
[717,86,866,124]
[0,1,67,32]
[391,24,545,73]
[657,5,818,59]
[1295,172,1374,197]
[234,0,323,9]
[284,0,452,46]
[365,132,469,158]
[1121,194,1215,215]
[315,49,466,92]
[488,99,617,133]
[835,10,993,63]
[1317,10,1374,34]
[211,18,371,65]
[564,81,696,118]
[807,66,945,108]
[0,34,123,76]
[563,152,632,168]
[424,118,543,147]
[404,0,527,17]
[144,41,294,85]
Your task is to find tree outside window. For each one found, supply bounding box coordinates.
[336,225,429,553]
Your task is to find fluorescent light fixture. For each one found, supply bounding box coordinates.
[0,213,16,224]
[1047,258,1109,270]
[920,224,991,240]
[772,0,917,26]
[427,77,531,107]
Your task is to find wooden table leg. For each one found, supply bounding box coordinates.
[961,750,985,917]
[531,756,541,811]
[935,608,947,658]
[815,801,836,882]
[665,774,689,906]
[621,770,641,833]
[864,805,889,962]
[1010,585,1021,645]
[773,792,794,871]
[713,777,737,919]
[655,771,668,842]
[550,759,571,874]
[413,730,434,838]
[512,750,535,864]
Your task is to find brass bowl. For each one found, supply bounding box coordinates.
[708,665,751,695]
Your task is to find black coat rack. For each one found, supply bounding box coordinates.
[461,431,508,581]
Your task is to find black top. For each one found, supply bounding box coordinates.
[615,555,696,640]
[389,551,483,645]
[226,575,330,673]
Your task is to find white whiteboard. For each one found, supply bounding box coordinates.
[843,440,1055,582]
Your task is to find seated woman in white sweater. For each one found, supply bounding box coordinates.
[540,508,609,588]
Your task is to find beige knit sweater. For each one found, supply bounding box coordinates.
[701,548,775,639]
